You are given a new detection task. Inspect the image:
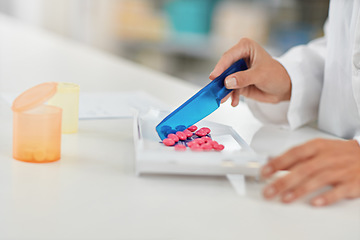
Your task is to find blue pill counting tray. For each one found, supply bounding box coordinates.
[134,109,267,177]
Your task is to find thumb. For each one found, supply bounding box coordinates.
[224,69,256,89]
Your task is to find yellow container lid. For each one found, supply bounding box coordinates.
[56,82,80,94]
[12,82,58,112]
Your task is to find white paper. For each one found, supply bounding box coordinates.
[78,91,169,119]
[0,93,17,106]
[1,91,169,119]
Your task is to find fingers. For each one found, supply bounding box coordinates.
[311,189,341,207]
[280,167,350,203]
[231,90,240,107]
[311,176,360,207]
[220,92,231,104]
[221,90,240,107]
[262,156,328,199]
[220,90,241,107]
[261,140,320,179]
[236,85,275,103]
[262,140,329,200]
[262,140,344,200]
[209,38,253,80]
[220,84,260,105]
[345,176,360,199]
[261,139,360,206]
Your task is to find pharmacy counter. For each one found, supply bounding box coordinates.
[0,14,359,240]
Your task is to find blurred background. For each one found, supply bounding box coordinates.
[0,0,329,86]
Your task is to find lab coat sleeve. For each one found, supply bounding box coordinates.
[354,136,360,146]
[246,34,327,129]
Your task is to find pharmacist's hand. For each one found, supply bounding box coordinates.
[209,38,292,107]
[261,139,360,207]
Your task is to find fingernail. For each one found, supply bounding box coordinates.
[283,192,294,202]
[264,186,276,198]
[225,78,237,88]
[209,71,213,78]
[312,197,325,207]
[262,165,273,176]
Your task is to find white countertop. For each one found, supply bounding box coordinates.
[0,14,359,240]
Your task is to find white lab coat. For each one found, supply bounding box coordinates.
[247,0,360,142]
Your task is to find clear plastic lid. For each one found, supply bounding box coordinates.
[12,82,58,112]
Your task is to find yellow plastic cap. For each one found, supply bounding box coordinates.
[57,82,80,94]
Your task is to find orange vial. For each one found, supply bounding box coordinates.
[12,82,62,163]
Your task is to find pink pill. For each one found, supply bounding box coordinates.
[175,144,187,151]
[176,131,187,141]
[194,138,205,145]
[187,125,198,132]
[167,133,179,142]
[211,141,219,148]
[214,144,225,151]
[201,136,212,143]
[163,138,175,146]
[183,129,193,138]
[190,144,202,151]
[202,143,213,151]
[187,141,195,147]
[195,130,207,137]
[200,127,211,134]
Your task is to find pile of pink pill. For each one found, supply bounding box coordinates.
[162,125,225,152]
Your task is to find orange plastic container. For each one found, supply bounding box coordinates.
[12,82,62,163]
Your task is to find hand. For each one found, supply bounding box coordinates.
[209,38,292,106]
[261,138,360,207]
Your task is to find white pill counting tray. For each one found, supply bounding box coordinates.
[133,109,267,177]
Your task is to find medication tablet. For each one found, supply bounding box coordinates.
[168,129,177,135]
[190,144,202,151]
[174,144,187,151]
[176,131,187,141]
[194,138,205,145]
[201,136,212,143]
[187,125,198,132]
[200,127,211,134]
[46,150,58,161]
[34,149,46,162]
[187,141,196,147]
[214,144,225,151]
[175,125,187,131]
[211,141,219,148]
[161,125,171,131]
[183,129,193,138]
[195,130,207,137]
[161,125,172,135]
[167,133,179,142]
[20,148,34,161]
[163,138,175,146]
[201,143,213,151]
[160,125,226,152]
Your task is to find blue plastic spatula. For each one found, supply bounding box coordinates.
[156,59,248,140]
